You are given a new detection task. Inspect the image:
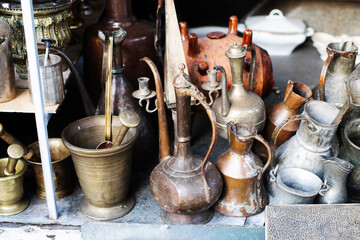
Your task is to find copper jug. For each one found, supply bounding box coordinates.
[212,42,266,139]
[264,80,312,148]
[97,27,156,172]
[318,41,358,109]
[214,122,272,217]
[180,16,274,98]
[145,62,223,224]
[83,0,161,105]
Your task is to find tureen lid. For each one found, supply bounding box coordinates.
[244,9,306,34]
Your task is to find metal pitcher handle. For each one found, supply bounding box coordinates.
[319,52,336,101]
[269,164,279,183]
[247,46,256,92]
[272,113,306,149]
[182,84,218,203]
[254,134,274,208]
[214,65,230,116]
[319,179,330,196]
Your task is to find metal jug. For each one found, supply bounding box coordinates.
[264,80,312,148]
[338,118,360,202]
[96,27,156,173]
[318,41,358,109]
[267,100,340,196]
[0,19,16,103]
[269,165,327,205]
[143,61,223,224]
[317,157,353,204]
[211,42,266,139]
[0,144,29,216]
[214,122,272,217]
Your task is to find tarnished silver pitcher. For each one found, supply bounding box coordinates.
[317,157,353,204]
[267,100,340,196]
[0,19,15,103]
[318,41,358,109]
[269,165,327,205]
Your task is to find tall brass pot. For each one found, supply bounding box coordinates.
[61,115,138,220]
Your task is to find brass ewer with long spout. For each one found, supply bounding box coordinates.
[141,59,223,224]
[211,42,266,139]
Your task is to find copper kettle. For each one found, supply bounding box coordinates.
[142,58,223,224]
[211,42,266,139]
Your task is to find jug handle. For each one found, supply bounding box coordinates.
[181,85,218,203]
[247,46,256,92]
[214,65,230,116]
[254,134,273,209]
[319,179,330,196]
[319,52,336,101]
[272,113,306,149]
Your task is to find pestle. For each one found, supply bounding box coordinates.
[113,110,140,146]
[0,123,33,160]
[96,110,140,149]
[4,144,24,176]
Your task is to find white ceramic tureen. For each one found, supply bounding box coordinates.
[238,9,314,56]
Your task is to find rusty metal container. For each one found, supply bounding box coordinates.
[214,122,272,217]
[26,138,74,200]
[61,115,138,220]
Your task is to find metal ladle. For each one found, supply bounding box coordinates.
[96,110,140,149]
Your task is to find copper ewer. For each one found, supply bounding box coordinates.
[61,115,138,220]
[26,138,74,200]
[142,60,223,224]
[214,122,272,217]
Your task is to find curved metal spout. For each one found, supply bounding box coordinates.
[214,65,230,117]
[141,57,171,162]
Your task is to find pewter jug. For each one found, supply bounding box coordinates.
[144,61,223,224]
[0,19,15,103]
[267,100,340,196]
[318,41,358,109]
[214,122,272,217]
[338,118,360,202]
[212,42,266,139]
[269,165,327,205]
[317,157,353,204]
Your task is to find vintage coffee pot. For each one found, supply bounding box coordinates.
[318,41,358,109]
[264,80,312,148]
[211,42,266,139]
[268,100,340,195]
[0,144,29,215]
[97,27,156,172]
[180,16,274,98]
[214,122,272,217]
[317,157,353,204]
[142,59,223,224]
[338,118,360,202]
